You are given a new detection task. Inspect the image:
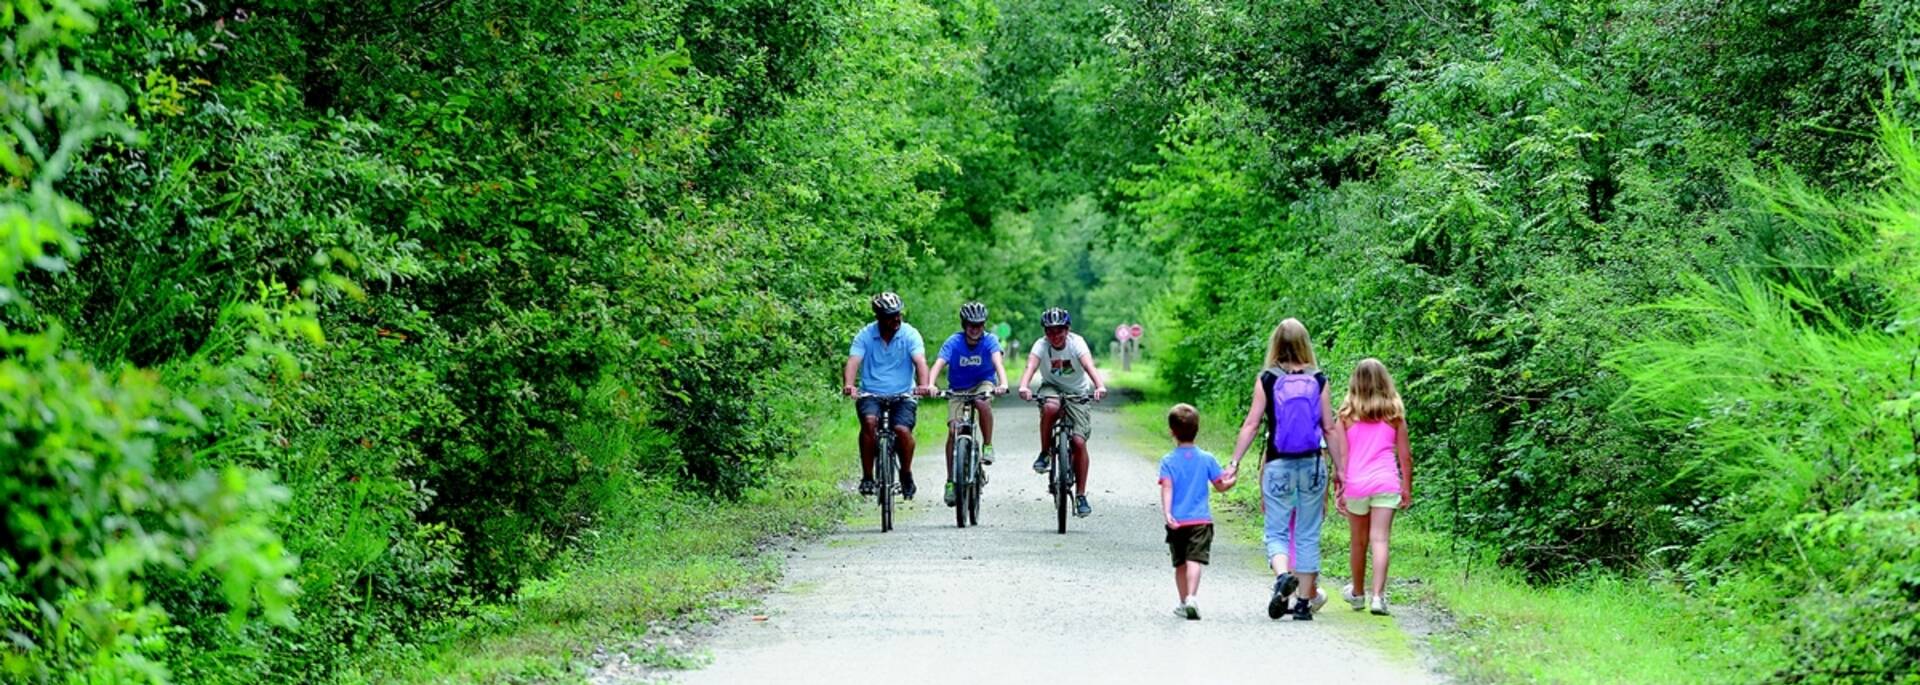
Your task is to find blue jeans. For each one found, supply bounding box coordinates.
[1262,456,1326,573]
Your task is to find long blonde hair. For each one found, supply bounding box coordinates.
[1339,358,1405,423]
[1264,318,1317,369]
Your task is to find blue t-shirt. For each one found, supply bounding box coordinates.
[1157,446,1224,527]
[848,322,924,395]
[938,332,1000,389]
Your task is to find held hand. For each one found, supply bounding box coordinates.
[1018,386,1033,401]
[1399,493,1412,510]
[843,385,857,398]
[994,384,1010,396]
[914,385,936,397]
[1165,515,1179,529]
[1093,387,1107,401]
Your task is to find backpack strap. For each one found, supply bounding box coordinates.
[1259,368,1281,464]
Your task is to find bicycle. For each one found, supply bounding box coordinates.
[939,387,1006,528]
[856,392,916,533]
[1031,394,1095,534]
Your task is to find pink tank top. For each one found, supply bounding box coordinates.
[1343,420,1402,499]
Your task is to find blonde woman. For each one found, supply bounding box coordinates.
[1336,359,1414,616]
[1226,318,1347,621]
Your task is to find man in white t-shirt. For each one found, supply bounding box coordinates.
[1016,307,1108,517]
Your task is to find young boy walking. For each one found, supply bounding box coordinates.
[1159,404,1236,620]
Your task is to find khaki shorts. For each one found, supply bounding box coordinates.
[948,381,998,425]
[1345,492,1401,516]
[1166,523,1214,566]
[1036,386,1092,439]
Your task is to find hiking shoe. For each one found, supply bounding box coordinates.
[943,481,956,507]
[1267,573,1298,620]
[859,478,876,496]
[982,445,995,465]
[1342,583,1366,611]
[900,473,917,500]
[1074,495,1092,518]
[1369,594,1391,616]
[1309,587,1328,614]
[1292,597,1314,621]
[1032,453,1050,473]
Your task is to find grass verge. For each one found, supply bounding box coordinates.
[336,396,914,683]
[1107,361,1783,684]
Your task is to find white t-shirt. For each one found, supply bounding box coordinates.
[1030,333,1094,394]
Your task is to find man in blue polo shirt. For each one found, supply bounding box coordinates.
[841,292,933,499]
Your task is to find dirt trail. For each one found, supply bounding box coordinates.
[648,396,1440,684]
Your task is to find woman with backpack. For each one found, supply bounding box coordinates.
[1224,318,1347,621]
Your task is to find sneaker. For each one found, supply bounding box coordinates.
[1032,453,1050,473]
[943,481,956,507]
[1184,599,1200,621]
[1074,495,1092,518]
[1369,594,1391,616]
[1309,587,1328,614]
[1173,604,1189,619]
[1267,573,1298,620]
[982,445,996,465]
[1342,584,1366,611]
[900,473,917,500]
[1292,597,1314,621]
[859,478,876,496]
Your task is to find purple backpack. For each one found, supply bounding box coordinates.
[1262,367,1323,456]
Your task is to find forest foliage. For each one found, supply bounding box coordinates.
[3,0,1917,682]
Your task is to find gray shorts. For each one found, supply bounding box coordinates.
[1037,386,1092,439]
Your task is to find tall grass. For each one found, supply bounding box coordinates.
[1611,98,1920,683]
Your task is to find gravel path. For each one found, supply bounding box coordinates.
[651,396,1439,684]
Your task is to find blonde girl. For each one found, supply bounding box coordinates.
[1226,318,1346,621]
[1335,358,1413,616]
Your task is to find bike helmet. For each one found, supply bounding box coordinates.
[870,291,904,315]
[959,301,988,324]
[1039,307,1071,327]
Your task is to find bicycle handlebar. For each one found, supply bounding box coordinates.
[853,391,918,401]
[937,388,1009,399]
[1027,394,1095,404]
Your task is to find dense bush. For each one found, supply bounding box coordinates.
[7,0,1022,681]
[1090,0,1917,678]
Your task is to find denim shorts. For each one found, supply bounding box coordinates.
[1261,456,1326,573]
[856,395,918,429]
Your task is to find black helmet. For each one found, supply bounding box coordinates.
[871,291,903,315]
[1040,307,1070,327]
[959,301,988,324]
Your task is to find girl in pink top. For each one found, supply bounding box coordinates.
[1335,359,1413,616]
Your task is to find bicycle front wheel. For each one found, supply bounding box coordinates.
[1053,442,1069,534]
[953,440,972,528]
[879,444,895,533]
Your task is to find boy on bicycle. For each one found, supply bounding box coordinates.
[1016,307,1108,517]
[926,302,1010,507]
[842,292,933,499]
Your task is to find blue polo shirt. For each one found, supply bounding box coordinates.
[848,322,925,395]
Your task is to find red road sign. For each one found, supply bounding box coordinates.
[1129,324,1144,339]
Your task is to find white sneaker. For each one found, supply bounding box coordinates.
[1342,583,1366,611]
[1185,597,1200,620]
[1308,587,1327,614]
[1369,594,1390,616]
